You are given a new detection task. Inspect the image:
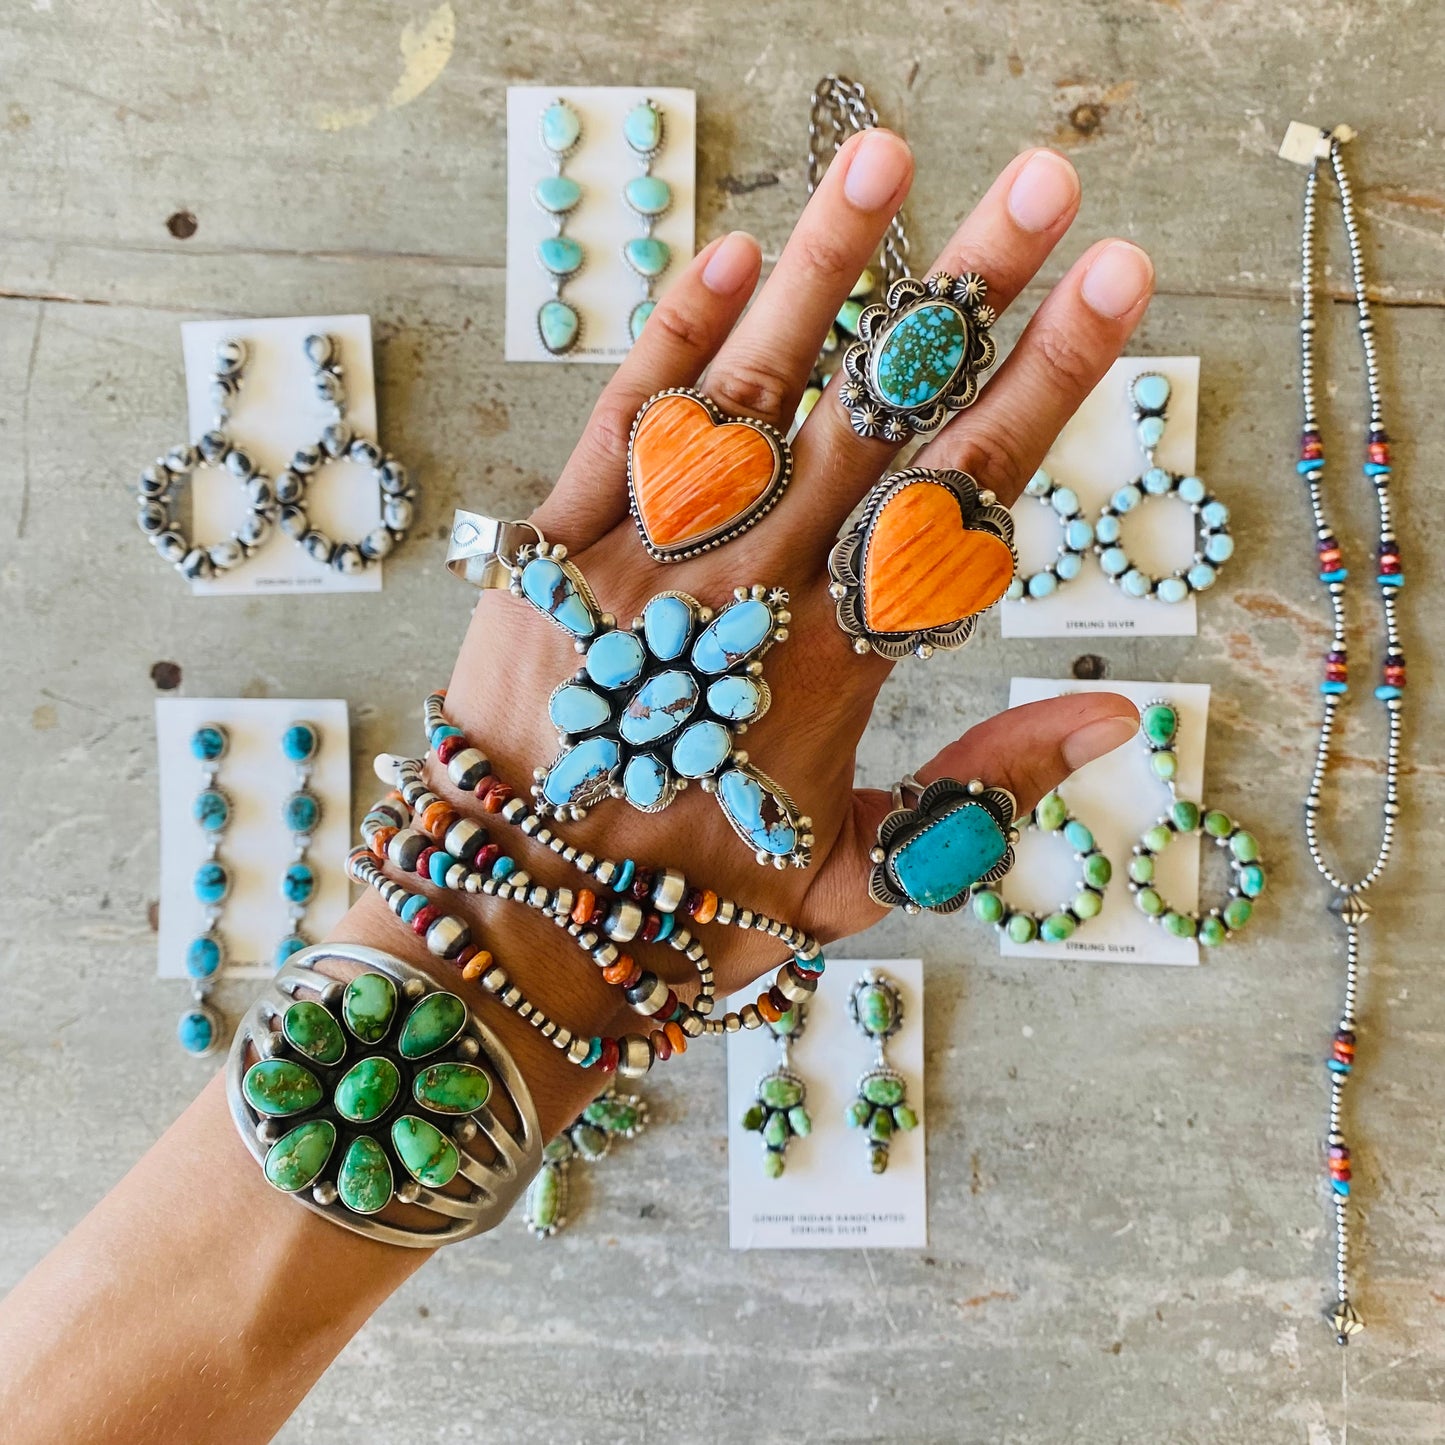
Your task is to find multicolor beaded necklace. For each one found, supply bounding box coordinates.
[1290,126,1406,1345]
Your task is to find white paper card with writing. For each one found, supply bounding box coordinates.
[1001,357,1201,638]
[727,958,927,1250]
[156,697,352,980]
[1001,679,1211,967]
[181,314,382,595]
[505,86,697,364]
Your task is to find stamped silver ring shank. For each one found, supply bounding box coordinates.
[446,510,544,590]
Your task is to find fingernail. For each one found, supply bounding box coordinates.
[843,130,912,211]
[1006,150,1079,233]
[702,231,760,295]
[1061,712,1139,771]
[1080,241,1154,318]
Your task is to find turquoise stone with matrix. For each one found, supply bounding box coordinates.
[872,302,968,410]
[891,800,1007,910]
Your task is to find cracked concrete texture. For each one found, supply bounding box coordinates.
[2,3,1444,1441]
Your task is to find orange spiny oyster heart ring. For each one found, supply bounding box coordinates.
[626,389,792,563]
[828,468,1017,660]
[839,271,997,442]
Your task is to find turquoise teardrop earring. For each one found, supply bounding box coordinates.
[740,1002,811,1178]
[1128,701,1265,944]
[180,723,231,1055]
[845,973,917,1173]
[277,721,322,967]
[523,1088,648,1237]
[621,97,671,343]
[535,98,585,355]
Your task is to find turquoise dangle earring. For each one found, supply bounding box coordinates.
[740,1002,811,1178]
[1095,372,1234,602]
[523,1088,648,1237]
[180,723,231,1055]
[621,97,670,342]
[535,98,585,355]
[1128,701,1265,943]
[277,722,321,966]
[970,790,1112,944]
[845,973,917,1172]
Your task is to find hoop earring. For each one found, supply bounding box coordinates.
[1004,469,1094,602]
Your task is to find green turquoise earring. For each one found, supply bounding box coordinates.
[740,1003,811,1178]
[1128,701,1266,944]
[845,972,918,1173]
[523,1088,648,1237]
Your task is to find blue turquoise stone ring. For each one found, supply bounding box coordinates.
[869,776,1019,915]
[840,270,997,442]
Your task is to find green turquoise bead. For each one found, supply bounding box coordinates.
[263,1119,336,1193]
[1203,810,1233,838]
[624,174,671,217]
[391,1115,460,1188]
[342,973,396,1044]
[845,1099,871,1129]
[787,1105,812,1137]
[413,1062,490,1115]
[1035,792,1067,831]
[540,100,581,155]
[1142,703,1178,747]
[1143,824,1172,853]
[1073,888,1103,920]
[243,1059,323,1117]
[762,1111,790,1149]
[759,1074,804,1110]
[624,236,670,278]
[334,1056,400,1123]
[573,1124,608,1160]
[337,1135,393,1215]
[527,1163,562,1229]
[762,1150,785,1179]
[538,235,584,277]
[741,1102,765,1132]
[1042,912,1076,942]
[1199,916,1227,947]
[1129,855,1155,884]
[1171,799,1201,832]
[1083,853,1112,889]
[283,1000,346,1066]
[1150,749,1178,781]
[1230,831,1260,863]
[538,299,580,355]
[542,1137,574,1165]
[1136,887,1164,917]
[622,100,662,155]
[1007,913,1038,944]
[1239,864,1266,897]
[533,174,581,214]
[869,1108,895,1143]
[893,1105,919,1131]
[1224,896,1253,930]
[398,992,467,1059]
[1163,910,1197,939]
[855,983,897,1037]
[862,1074,905,1107]
[770,1006,802,1038]
[1064,819,1095,853]
[972,889,1005,924]
[837,299,864,334]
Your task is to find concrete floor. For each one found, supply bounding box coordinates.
[3,3,1443,1441]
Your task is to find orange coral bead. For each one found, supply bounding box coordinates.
[663,1020,687,1055]
[369,826,397,860]
[602,954,640,988]
[756,993,782,1024]
[421,801,457,838]
[461,949,492,982]
[692,888,718,925]
[571,889,596,926]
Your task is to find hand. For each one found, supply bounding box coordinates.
[442,135,1149,1014]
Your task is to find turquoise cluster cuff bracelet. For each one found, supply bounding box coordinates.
[227,942,543,1246]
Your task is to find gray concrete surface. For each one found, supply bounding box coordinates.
[3,3,1443,1441]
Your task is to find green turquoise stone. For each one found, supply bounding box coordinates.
[540,100,580,155]
[1064,819,1095,853]
[573,1124,608,1160]
[1042,912,1076,942]
[335,1056,400,1123]
[243,1058,323,1117]
[762,1111,790,1149]
[893,1104,918,1131]
[1163,910,1197,939]
[892,801,1007,910]
[1171,799,1201,832]
[869,1144,889,1174]
[624,236,671,278]
[622,100,662,154]
[391,1115,460,1188]
[770,1006,801,1037]
[762,1150,785,1179]
[538,235,584,277]
[342,973,396,1044]
[1203,810,1233,838]
[862,1074,905,1107]
[1230,831,1260,863]
[972,889,1005,924]
[855,983,897,1038]
[1143,824,1172,853]
[263,1119,335,1193]
[538,299,580,355]
[850,269,876,298]
[283,1000,346,1066]
[1073,888,1103,920]
[1007,913,1038,944]
[1136,887,1164,917]
[872,301,967,410]
[869,1108,894,1143]
[398,992,467,1059]
[1199,916,1227,947]
[787,1105,812,1137]
[533,174,581,214]
[759,1074,803,1110]
[624,174,671,216]
[845,1099,871,1128]
[1223,896,1253,930]
[1035,792,1067,832]
[1142,703,1178,747]
[837,299,864,335]
[629,299,655,342]
[412,1062,490,1115]
[1129,855,1155,884]
[337,1135,392,1215]
[1151,749,1178,781]
[583,1097,640,1133]
[741,1102,765,1132]
[1083,853,1112,889]
[542,1137,574,1165]
[1239,864,1266,897]
[528,1164,562,1229]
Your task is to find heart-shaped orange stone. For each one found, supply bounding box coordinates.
[862,479,1014,633]
[630,392,784,553]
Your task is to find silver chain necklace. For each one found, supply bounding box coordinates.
[1293,126,1406,1346]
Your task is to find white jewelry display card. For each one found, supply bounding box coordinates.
[505,86,697,364]
[1002,679,1210,966]
[181,314,383,596]
[727,958,927,1250]
[155,697,352,980]
[1000,357,1201,638]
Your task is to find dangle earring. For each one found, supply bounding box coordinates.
[740,1002,811,1178]
[1094,372,1234,603]
[276,721,323,968]
[179,724,232,1055]
[134,339,276,581]
[845,972,917,1173]
[621,97,671,342]
[523,1087,648,1237]
[535,97,585,354]
[1127,701,1265,944]
[970,790,1111,944]
[1004,469,1095,602]
[276,334,418,574]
